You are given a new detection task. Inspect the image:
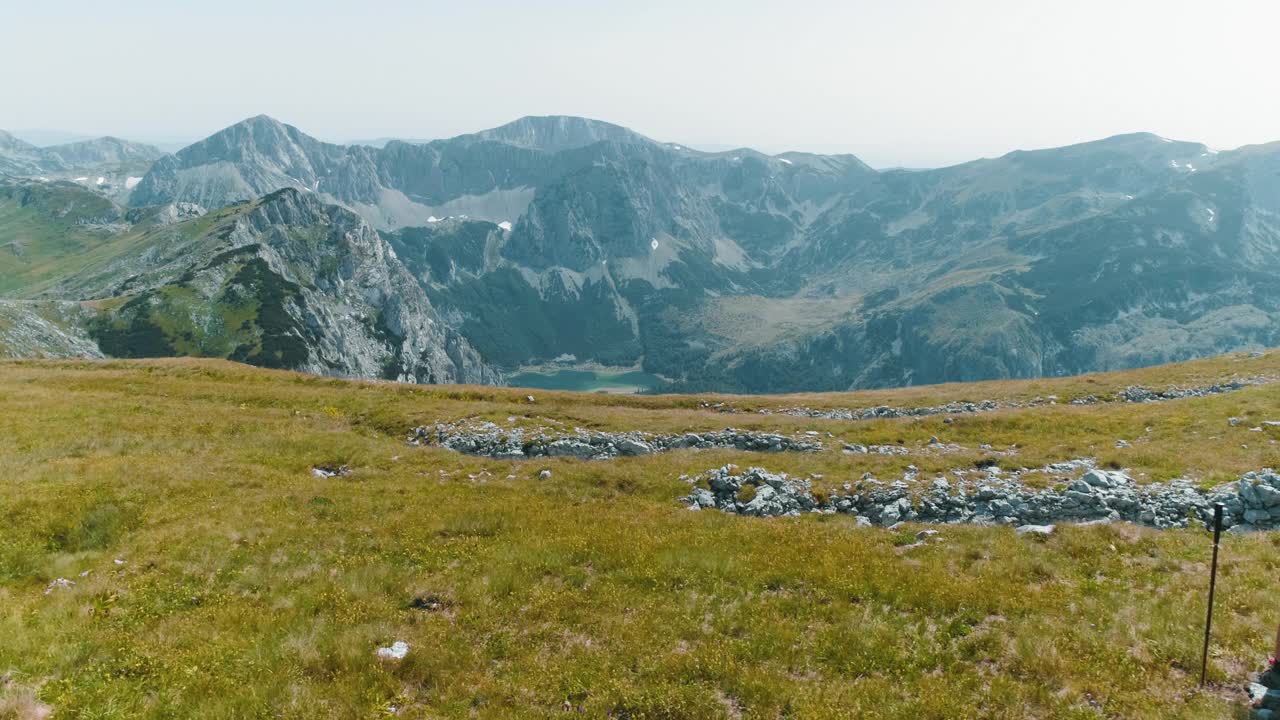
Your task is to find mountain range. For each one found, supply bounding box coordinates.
[0,130,165,202]
[3,114,1279,392]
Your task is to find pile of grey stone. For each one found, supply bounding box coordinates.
[1116,381,1260,403]
[684,465,1280,532]
[704,376,1275,422]
[766,400,1000,421]
[410,420,823,460]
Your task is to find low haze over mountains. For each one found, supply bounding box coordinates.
[3,115,1279,392]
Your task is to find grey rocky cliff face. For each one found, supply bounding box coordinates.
[122,117,1280,392]
[0,301,103,359]
[233,189,499,384]
[67,188,500,385]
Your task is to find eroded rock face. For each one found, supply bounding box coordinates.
[409,420,822,459]
[81,189,500,385]
[682,465,1280,531]
[0,301,103,359]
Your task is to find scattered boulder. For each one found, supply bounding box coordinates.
[615,438,653,456]
[538,469,552,480]
[311,464,350,479]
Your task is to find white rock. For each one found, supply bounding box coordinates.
[376,641,409,660]
[44,578,75,595]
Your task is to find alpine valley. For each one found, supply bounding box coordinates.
[4,115,1280,393]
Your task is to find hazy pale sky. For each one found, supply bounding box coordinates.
[2,0,1276,167]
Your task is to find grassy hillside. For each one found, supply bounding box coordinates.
[0,182,141,298]
[3,354,1280,718]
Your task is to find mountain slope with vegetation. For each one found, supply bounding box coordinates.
[115,116,1280,392]
[2,352,1278,718]
[0,180,498,384]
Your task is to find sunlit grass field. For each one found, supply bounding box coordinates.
[3,353,1280,718]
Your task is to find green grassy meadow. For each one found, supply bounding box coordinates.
[3,354,1280,718]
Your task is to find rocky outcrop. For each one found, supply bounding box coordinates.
[409,419,823,459]
[0,301,103,359]
[683,465,1280,531]
[82,189,500,384]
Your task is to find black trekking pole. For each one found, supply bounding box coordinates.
[1200,502,1225,688]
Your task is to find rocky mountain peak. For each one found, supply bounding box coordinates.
[181,115,314,161]
[466,115,656,152]
[40,136,166,167]
[0,130,39,154]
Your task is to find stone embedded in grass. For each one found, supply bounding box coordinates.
[376,641,409,660]
[311,464,350,479]
[409,594,450,612]
[538,469,552,480]
[43,578,74,595]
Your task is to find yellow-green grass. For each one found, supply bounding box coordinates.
[2,356,1280,718]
